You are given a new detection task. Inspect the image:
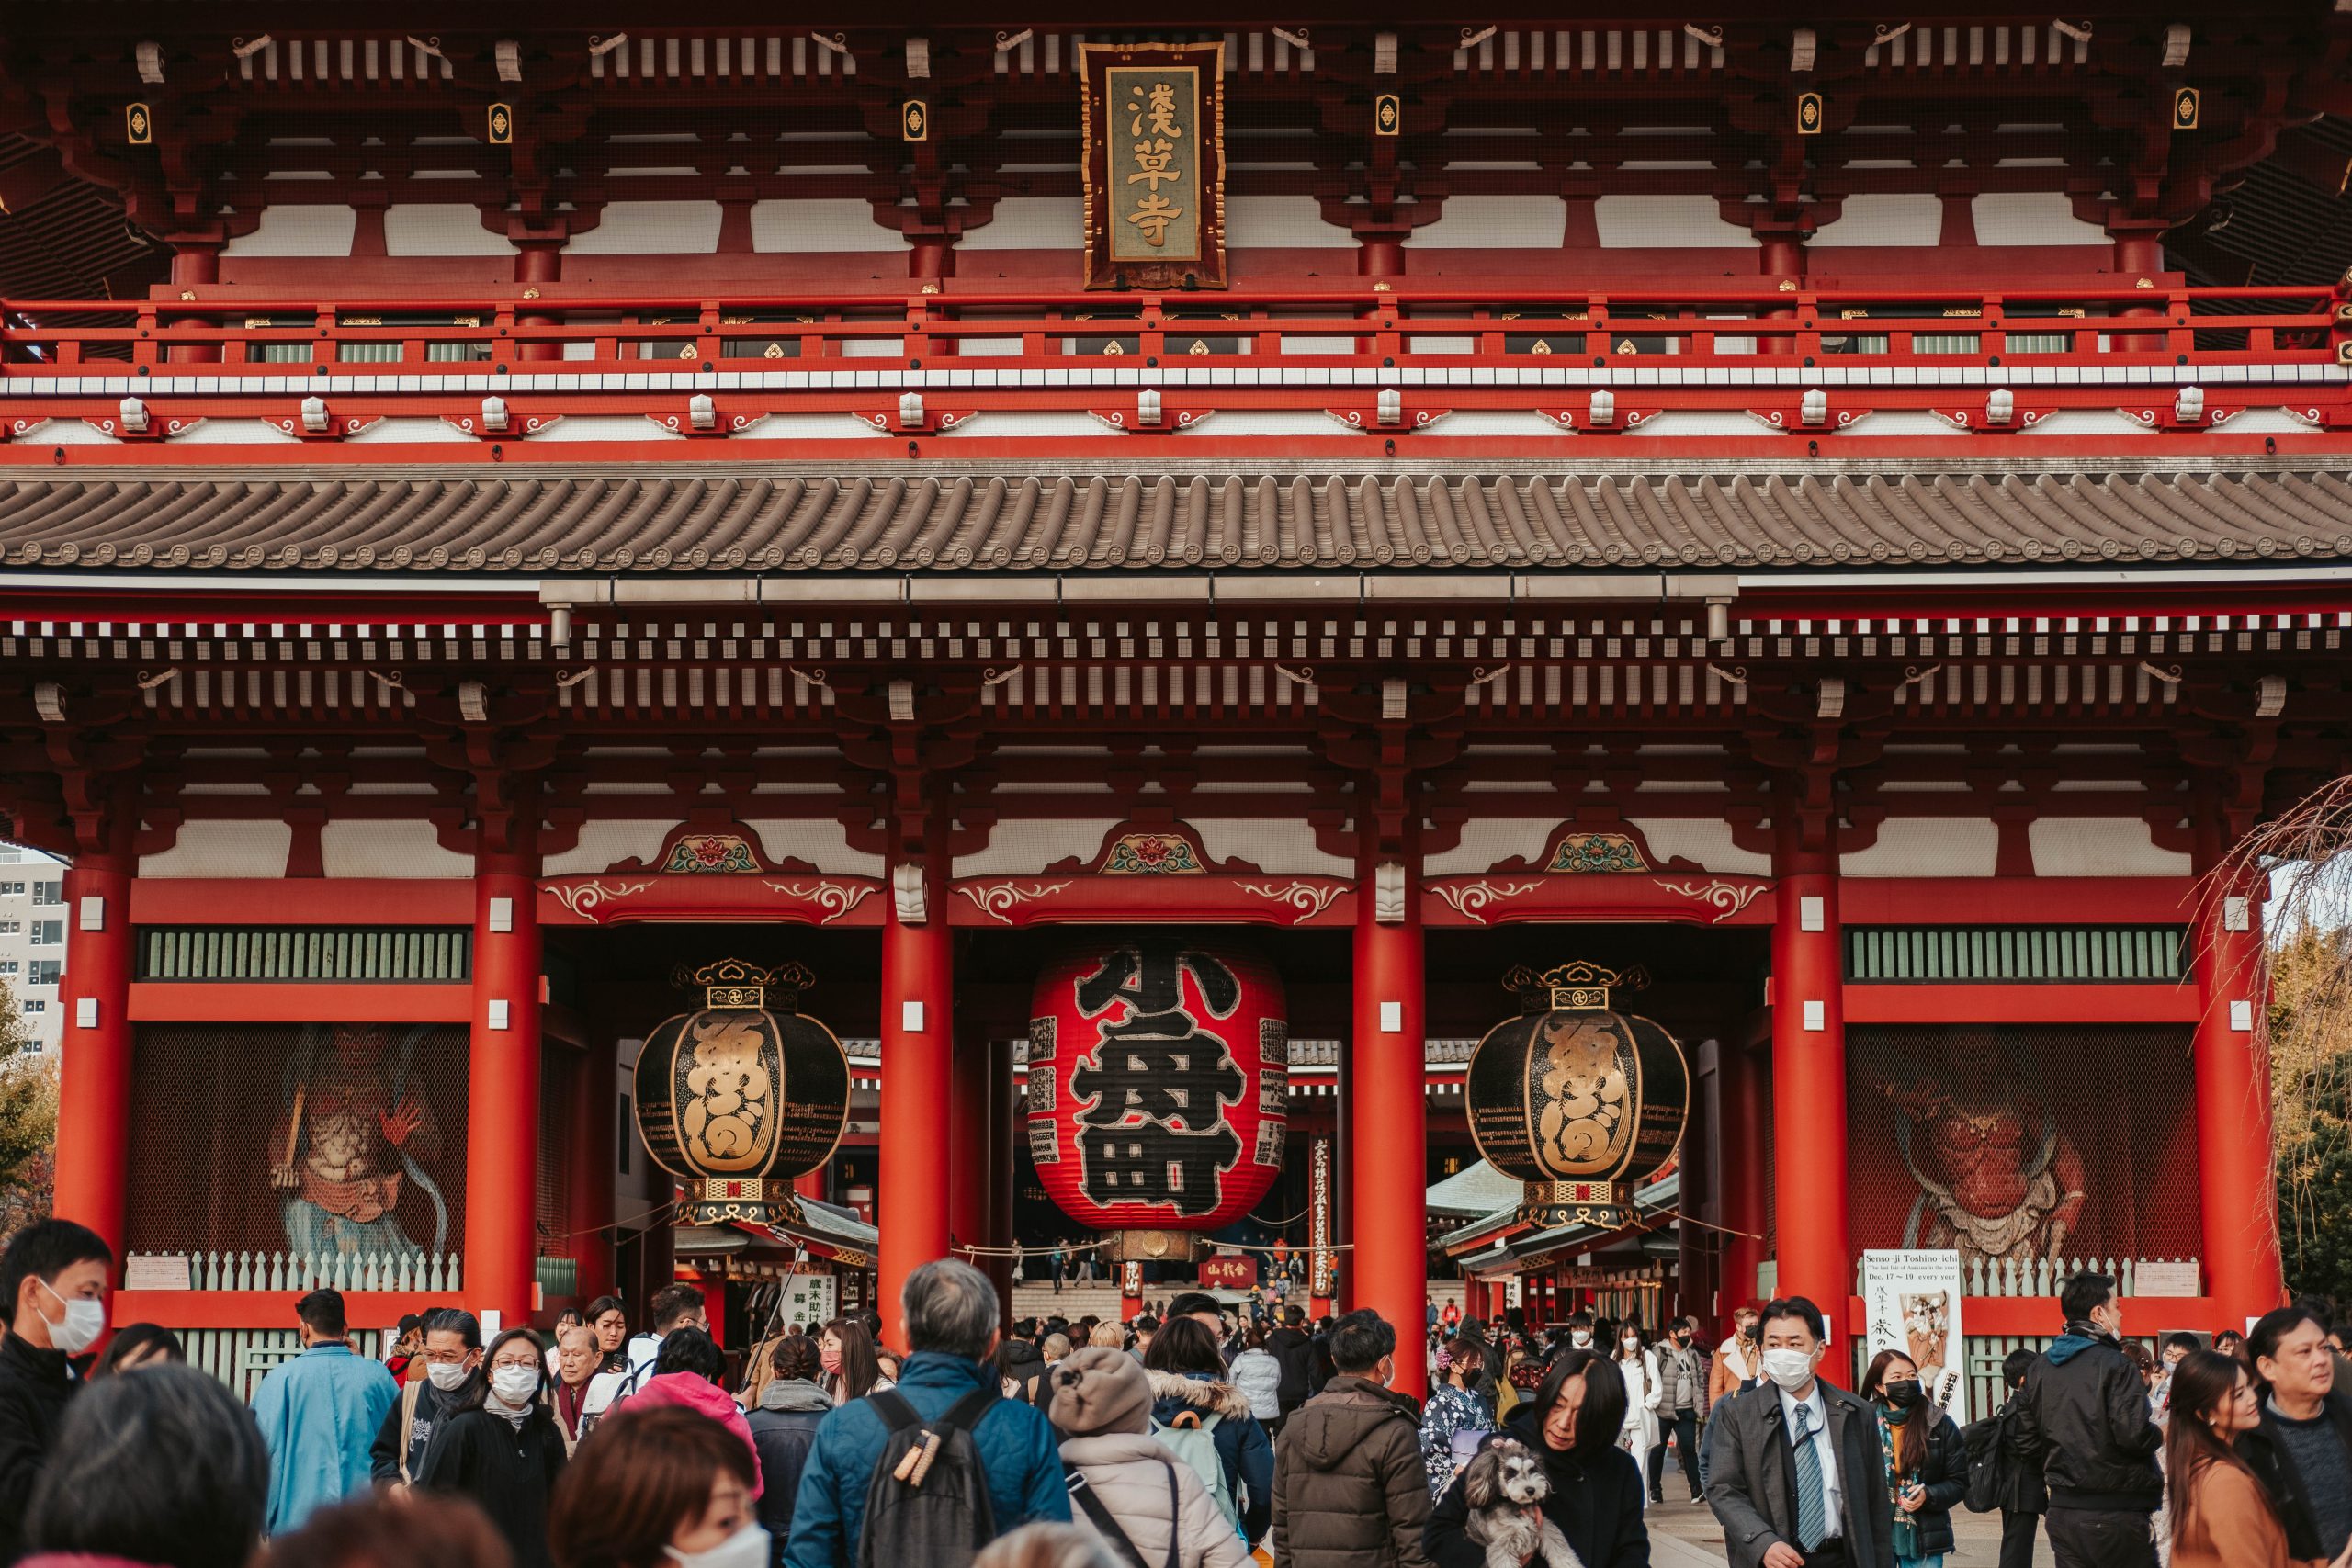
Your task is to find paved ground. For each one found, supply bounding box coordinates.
[1643,1494,2058,1566]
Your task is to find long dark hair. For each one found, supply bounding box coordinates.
[462,1326,549,1414]
[822,1315,883,1401]
[1532,1347,1628,1458]
[1860,1349,1930,1477]
[2166,1349,2275,1553]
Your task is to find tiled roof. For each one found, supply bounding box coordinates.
[3,459,2347,575]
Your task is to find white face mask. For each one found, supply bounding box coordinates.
[1623,1337,1642,1351]
[1761,1348,1817,1392]
[1570,1331,1592,1348]
[670,1522,771,1568]
[427,1359,473,1392]
[39,1280,104,1357]
[491,1366,540,1404]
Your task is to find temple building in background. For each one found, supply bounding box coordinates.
[0,4,2344,1400]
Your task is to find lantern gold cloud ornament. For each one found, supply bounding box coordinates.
[1464,961,1689,1230]
[633,958,850,1226]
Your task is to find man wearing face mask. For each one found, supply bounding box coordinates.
[1705,1296,1895,1568]
[1650,1316,1706,1506]
[253,1287,401,1535]
[370,1307,483,1487]
[2009,1272,2162,1568]
[1565,1312,1597,1353]
[0,1218,113,1564]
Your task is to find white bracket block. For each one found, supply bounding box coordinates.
[1799,896,1826,932]
[2222,896,2251,932]
[2229,999,2254,1032]
[488,896,514,934]
[487,999,511,1031]
[901,999,926,1033]
[77,895,105,932]
[1380,1000,1403,1034]
[1374,862,1407,922]
[892,863,927,924]
[74,998,97,1029]
[1803,999,1826,1032]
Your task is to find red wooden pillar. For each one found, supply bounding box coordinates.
[1352,852,1427,1399]
[54,843,136,1270]
[1717,1035,1770,1324]
[1358,237,1405,278]
[697,1276,726,1348]
[1770,832,1849,1323]
[2192,860,2285,1328]
[985,1036,1017,1324]
[516,243,562,363]
[948,1025,990,1266]
[466,855,542,1325]
[566,1035,617,1303]
[878,845,952,1348]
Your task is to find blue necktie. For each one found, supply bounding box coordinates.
[1790,1401,1828,1551]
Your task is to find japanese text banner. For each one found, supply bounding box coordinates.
[1081,42,1227,288]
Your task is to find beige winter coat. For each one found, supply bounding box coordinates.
[1061,1431,1253,1568]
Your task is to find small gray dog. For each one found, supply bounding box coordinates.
[1458,1438,1584,1568]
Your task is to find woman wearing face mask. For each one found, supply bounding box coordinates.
[1420,1339,1496,1499]
[413,1327,567,1568]
[1426,1348,1650,1568]
[1858,1350,1964,1568]
[549,1405,765,1568]
[816,1317,888,1406]
[1611,1325,1659,1483]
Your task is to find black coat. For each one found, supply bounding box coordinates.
[1879,1407,1966,1557]
[1267,1326,1317,1415]
[370,1378,469,1483]
[1964,1395,2048,1517]
[1704,1380,1896,1568]
[1425,1406,1650,1568]
[0,1332,74,1565]
[413,1404,567,1568]
[2009,1333,2161,1511]
[747,1384,831,1558]
[2236,1388,2352,1562]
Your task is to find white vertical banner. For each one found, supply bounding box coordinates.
[780,1271,837,1328]
[1861,1249,1968,1424]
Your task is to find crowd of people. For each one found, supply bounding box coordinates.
[6,1213,2352,1568]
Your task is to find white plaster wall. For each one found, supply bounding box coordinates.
[320,819,472,878]
[567,201,725,254]
[1193,819,1354,877]
[139,821,292,878]
[544,820,677,876]
[1810,194,1944,247]
[2028,818,2193,876]
[1226,195,1352,250]
[741,818,885,878]
[1408,195,1566,249]
[751,199,910,253]
[1593,196,1751,248]
[1423,818,1557,877]
[223,206,358,257]
[384,204,517,255]
[344,418,478,444]
[956,819,1124,878]
[164,420,300,446]
[1625,819,1773,875]
[1840,818,2000,877]
[1973,192,2109,247]
[959,197,1083,251]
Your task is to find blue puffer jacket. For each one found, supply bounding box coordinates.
[779,1350,1070,1568]
[1148,1369,1275,1545]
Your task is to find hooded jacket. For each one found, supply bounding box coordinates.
[627,1373,765,1497]
[748,1379,831,1552]
[1425,1406,1649,1568]
[1229,1348,1283,1422]
[2010,1325,2162,1512]
[1271,1375,1431,1568]
[1064,1431,1254,1568]
[999,1338,1047,1402]
[1148,1370,1273,1544]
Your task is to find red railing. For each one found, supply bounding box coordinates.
[0,282,2344,445]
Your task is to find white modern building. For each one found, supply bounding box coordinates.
[0,847,64,1055]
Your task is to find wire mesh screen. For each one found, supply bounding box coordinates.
[1847,1024,2199,1269]
[129,1022,469,1259]
[537,1049,579,1260]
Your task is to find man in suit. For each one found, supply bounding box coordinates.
[1705,1295,1895,1568]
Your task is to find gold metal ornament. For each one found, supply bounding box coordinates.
[1375,94,1401,136]
[488,102,514,145]
[127,103,153,145]
[902,99,928,141]
[2172,87,2199,131]
[1796,91,1823,135]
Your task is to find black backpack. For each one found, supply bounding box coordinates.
[1960,1406,2008,1514]
[856,1388,1001,1568]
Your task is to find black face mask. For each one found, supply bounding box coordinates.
[1673,1331,1691,1345]
[1883,1380,1923,1409]
[1741,1324,1759,1342]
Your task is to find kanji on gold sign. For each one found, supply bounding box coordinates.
[1106,66,1200,262]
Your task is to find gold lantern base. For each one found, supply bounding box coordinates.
[681,1177,806,1229]
[1517,1179,1631,1232]
[1101,1229,1204,1266]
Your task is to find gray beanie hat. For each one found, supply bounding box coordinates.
[1046,1345,1153,1438]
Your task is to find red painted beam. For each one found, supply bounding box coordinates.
[126,982,473,1023]
[1842,984,2199,1024]
[1840,879,2198,925]
[130,879,473,925]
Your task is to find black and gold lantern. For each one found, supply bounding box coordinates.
[1464,962,1689,1230]
[634,959,850,1226]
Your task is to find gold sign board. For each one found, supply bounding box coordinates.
[1081,42,1227,289]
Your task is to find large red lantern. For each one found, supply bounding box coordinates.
[1027,940,1287,1247]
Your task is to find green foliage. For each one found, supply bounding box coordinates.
[2273,927,2352,1304]
[0,977,56,1235]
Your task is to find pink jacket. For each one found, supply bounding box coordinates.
[624,1373,766,1496]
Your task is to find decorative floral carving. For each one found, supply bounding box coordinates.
[1544,832,1647,874]
[1431,880,1544,924]
[1101,832,1204,874]
[1656,878,1769,922]
[662,833,758,874]
[1235,880,1344,919]
[761,880,877,925]
[547,880,653,922]
[954,880,1075,925]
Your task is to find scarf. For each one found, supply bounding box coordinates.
[486,1392,533,1428]
[556,1378,588,1437]
[1875,1402,1922,1561]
